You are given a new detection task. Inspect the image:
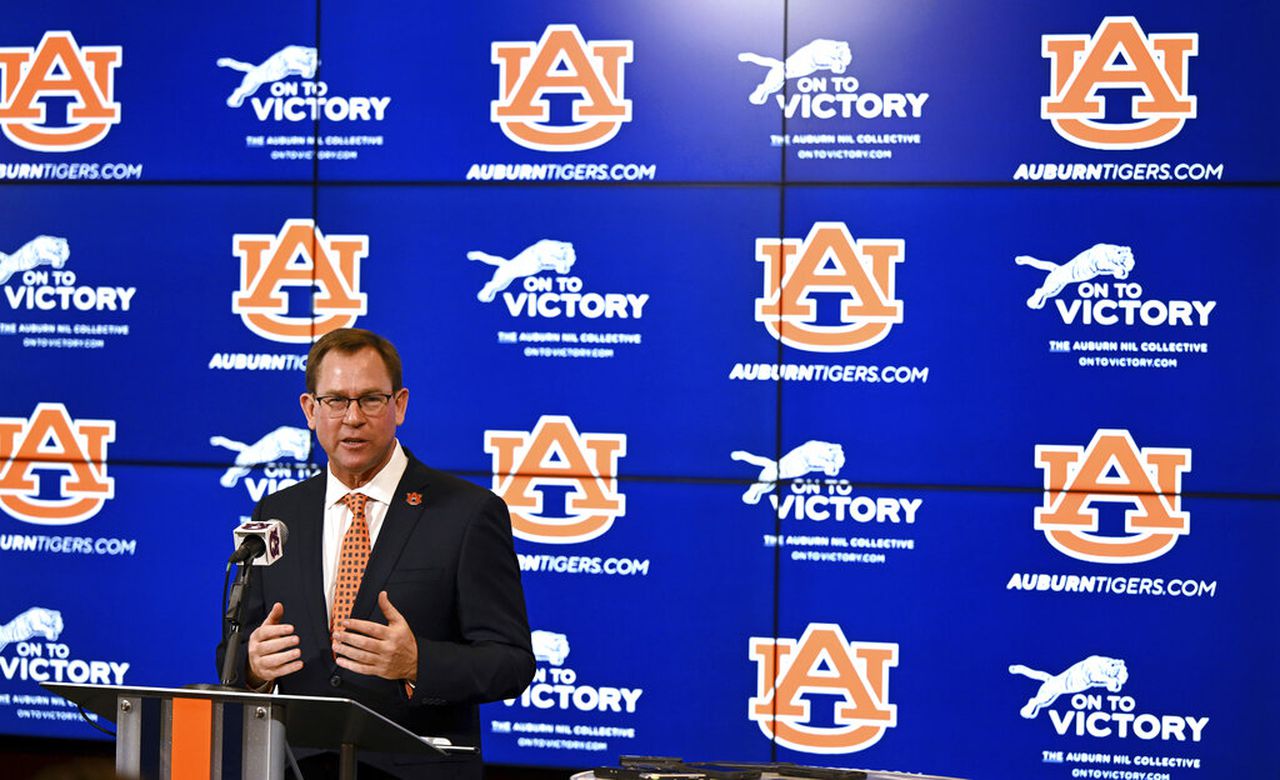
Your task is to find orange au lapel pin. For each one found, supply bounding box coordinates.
[405,492,422,506]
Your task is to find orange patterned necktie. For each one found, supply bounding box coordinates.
[332,492,371,632]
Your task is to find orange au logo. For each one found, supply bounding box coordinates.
[755,222,903,353]
[0,403,114,525]
[1042,17,1197,150]
[749,624,898,754]
[485,415,626,544]
[1035,429,1191,564]
[232,219,370,344]
[0,31,122,152]
[491,24,633,152]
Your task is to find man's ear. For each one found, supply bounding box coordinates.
[392,387,409,426]
[299,393,317,430]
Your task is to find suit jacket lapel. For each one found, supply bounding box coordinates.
[351,457,431,622]
[292,476,331,653]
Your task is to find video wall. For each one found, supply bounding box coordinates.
[0,2,1276,778]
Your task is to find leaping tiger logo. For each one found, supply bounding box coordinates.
[732,441,846,504]
[468,240,576,303]
[210,426,312,487]
[217,46,319,108]
[738,40,853,105]
[0,236,69,285]
[0,607,64,652]
[1010,656,1128,719]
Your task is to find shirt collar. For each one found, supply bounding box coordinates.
[324,440,408,509]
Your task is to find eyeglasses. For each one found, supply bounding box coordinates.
[311,393,394,418]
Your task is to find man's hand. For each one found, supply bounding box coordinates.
[246,602,302,688]
[333,591,419,683]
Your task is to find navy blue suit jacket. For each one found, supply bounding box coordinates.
[218,449,534,776]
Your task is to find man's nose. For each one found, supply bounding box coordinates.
[341,400,367,424]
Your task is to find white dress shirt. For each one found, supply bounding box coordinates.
[321,441,409,621]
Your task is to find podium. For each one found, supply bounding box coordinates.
[44,682,474,780]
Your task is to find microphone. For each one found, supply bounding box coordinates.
[228,519,288,566]
[218,519,288,687]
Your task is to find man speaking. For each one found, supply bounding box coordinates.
[218,328,535,778]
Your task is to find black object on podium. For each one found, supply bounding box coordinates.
[44,682,474,779]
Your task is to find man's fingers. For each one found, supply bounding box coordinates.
[340,618,389,639]
[332,630,375,652]
[250,603,294,645]
[263,602,286,625]
[250,623,295,642]
[378,591,405,623]
[260,655,303,677]
[254,634,300,656]
[334,655,375,676]
[248,613,301,685]
[259,649,301,669]
[326,605,416,683]
[333,639,378,665]
[249,644,304,683]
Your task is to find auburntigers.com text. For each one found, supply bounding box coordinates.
[466,163,656,182]
[729,363,928,383]
[0,163,143,180]
[1012,162,1223,181]
[0,534,136,556]
[1007,573,1216,598]
[518,554,649,576]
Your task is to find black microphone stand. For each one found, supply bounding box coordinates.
[191,533,275,692]
[219,560,254,687]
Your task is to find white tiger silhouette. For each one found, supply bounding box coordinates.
[1009,656,1129,719]
[1016,244,1135,309]
[0,608,64,652]
[738,39,853,105]
[217,46,319,108]
[210,426,312,487]
[731,441,847,505]
[468,240,576,303]
[0,236,69,285]
[531,630,570,667]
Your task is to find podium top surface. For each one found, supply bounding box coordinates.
[43,682,473,756]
